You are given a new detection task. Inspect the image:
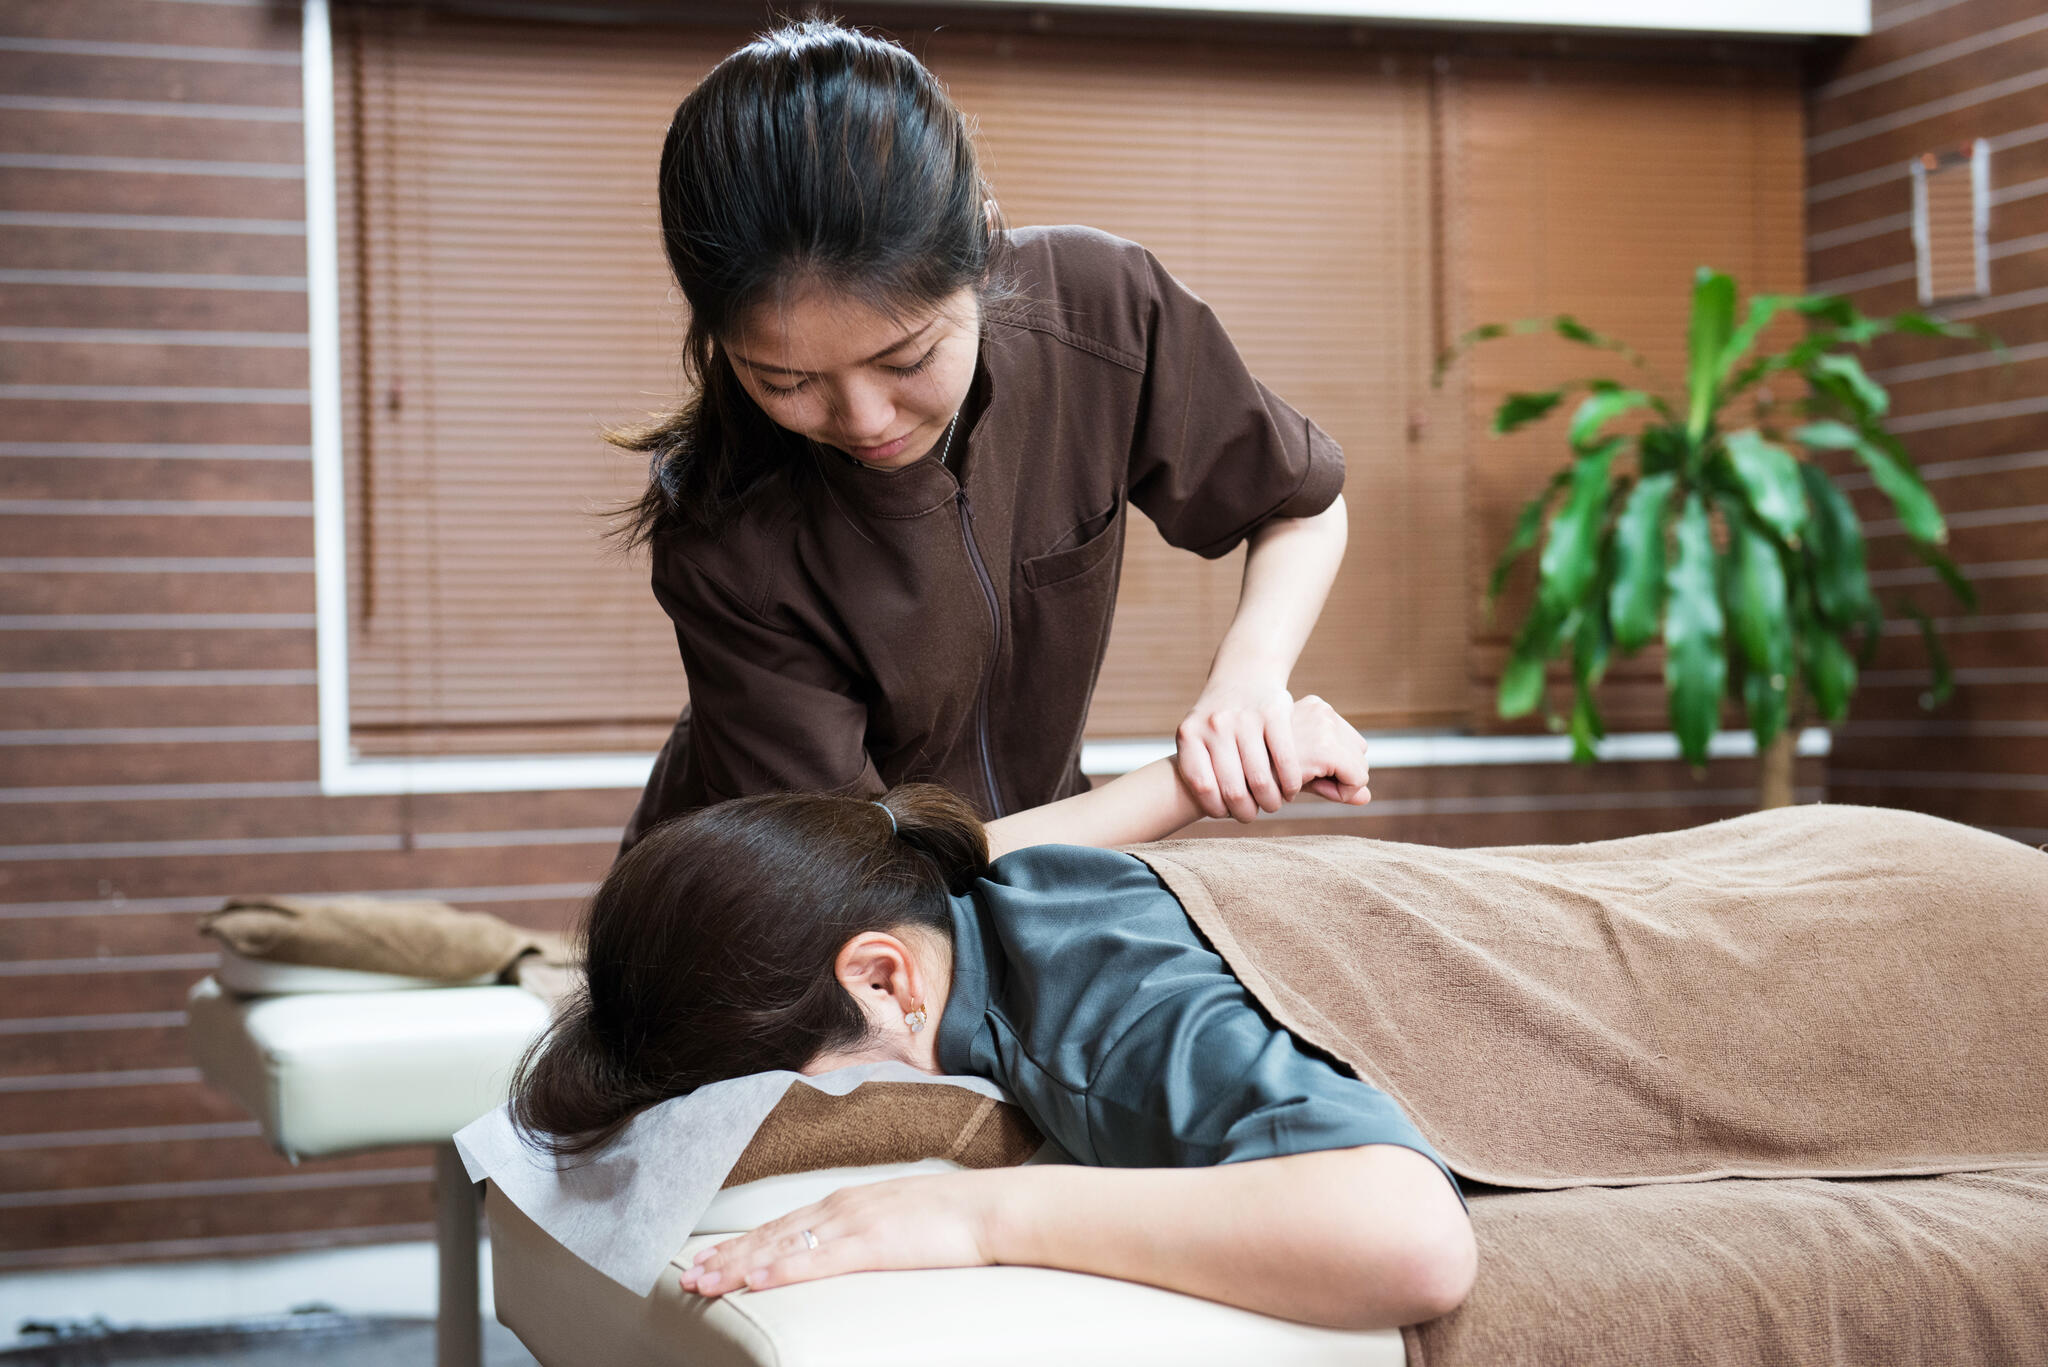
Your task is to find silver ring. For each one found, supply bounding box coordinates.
[800,1228,819,1251]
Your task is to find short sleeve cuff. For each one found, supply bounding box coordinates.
[1185,415,1346,560]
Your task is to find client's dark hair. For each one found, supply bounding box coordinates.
[512,784,988,1157]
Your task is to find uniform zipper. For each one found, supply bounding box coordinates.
[955,488,1005,817]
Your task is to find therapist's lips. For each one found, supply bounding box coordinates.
[843,430,918,463]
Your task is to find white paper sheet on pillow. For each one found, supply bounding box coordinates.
[454,1061,1012,1296]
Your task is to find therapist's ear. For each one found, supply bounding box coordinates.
[832,931,924,1031]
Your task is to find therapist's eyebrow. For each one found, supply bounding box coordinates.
[729,318,941,376]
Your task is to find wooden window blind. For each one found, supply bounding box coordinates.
[1913,141,1989,305]
[334,9,1467,757]
[334,7,716,756]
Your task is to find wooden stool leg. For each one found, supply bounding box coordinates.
[434,1141,483,1367]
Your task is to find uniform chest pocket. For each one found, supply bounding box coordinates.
[1019,490,1124,592]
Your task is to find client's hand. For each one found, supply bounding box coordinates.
[678,1169,1001,1297]
[1288,694,1371,807]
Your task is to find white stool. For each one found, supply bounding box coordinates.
[186,976,551,1367]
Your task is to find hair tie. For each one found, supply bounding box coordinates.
[871,801,897,836]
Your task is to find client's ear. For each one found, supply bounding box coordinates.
[832,931,924,1030]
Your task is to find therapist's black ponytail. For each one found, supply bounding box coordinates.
[512,784,988,1158]
[611,19,1008,548]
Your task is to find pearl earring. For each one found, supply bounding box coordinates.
[904,1005,928,1034]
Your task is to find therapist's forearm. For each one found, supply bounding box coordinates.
[1206,494,1348,694]
[983,758,1200,860]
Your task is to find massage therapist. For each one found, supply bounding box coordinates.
[614,20,1363,849]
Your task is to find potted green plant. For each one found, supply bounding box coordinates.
[1448,269,1994,808]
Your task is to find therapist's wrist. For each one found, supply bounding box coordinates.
[1194,654,1291,708]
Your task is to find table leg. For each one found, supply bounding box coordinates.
[434,1141,482,1367]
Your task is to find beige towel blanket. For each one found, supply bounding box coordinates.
[1127,804,2048,1188]
[1406,1166,2048,1366]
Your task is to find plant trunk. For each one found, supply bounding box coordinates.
[1757,728,1798,811]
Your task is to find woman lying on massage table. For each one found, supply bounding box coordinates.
[515,694,1476,1331]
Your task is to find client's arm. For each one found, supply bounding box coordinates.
[983,693,1371,860]
[678,1142,1472,1330]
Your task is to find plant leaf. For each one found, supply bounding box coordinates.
[1488,469,1571,603]
[1804,626,1857,723]
[1568,683,1605,764]
[1722,429,1811,545]
[1808,352,1889,419]
[1493,390,1566,435]
[1536,439,1620,615]
[1795,421,1946,544]
[1743,666,1789,750]
[1568,388,1653,452]
[1725,512,1793,676]
[1914,541,1978,611]
[1796,462,1873,628]
[1789,293,1858,328]
[1724,512,1794,749]
[1716,293,1792,383]
[1497,645,1548,718]
[1687,268,1737,444]
[1664,492,1727,767]
[1575,559,1614,690]
[1609,471,1675,649]
[1550,314,1654,371]
[1894,601,1954,709]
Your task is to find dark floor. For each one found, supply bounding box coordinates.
[2,1309,540,1366]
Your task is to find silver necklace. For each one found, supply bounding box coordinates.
[936,410,961,467]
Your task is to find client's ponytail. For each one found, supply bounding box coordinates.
[874,783,989,894]
[513,785,989,1158]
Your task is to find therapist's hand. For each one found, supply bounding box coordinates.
[1176,681,1303,821]
[677,1170,1000,1297]
[1289,694,1371,806]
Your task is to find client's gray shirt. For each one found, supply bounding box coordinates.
[935,843,1456,1191]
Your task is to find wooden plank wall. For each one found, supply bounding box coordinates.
[1805,0,2048,845]
[0,0,629,1271]
[0,0,1819,1272]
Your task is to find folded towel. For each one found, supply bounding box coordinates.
[724,1079,1042,1188]
[201,894,575,986]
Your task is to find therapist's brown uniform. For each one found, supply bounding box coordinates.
[621,225,1344,849]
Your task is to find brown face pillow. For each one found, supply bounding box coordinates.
[722,1082,1044,1189]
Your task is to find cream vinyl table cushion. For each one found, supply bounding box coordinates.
[186,977,551,1159]
[487,1180,1408,1367]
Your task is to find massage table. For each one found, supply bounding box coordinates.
[185,961,552,1367]
[177,953,2048,1367]
[483,1161,1409,1367]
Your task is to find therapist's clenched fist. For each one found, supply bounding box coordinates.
[678,1169,999,1297]
[1287,694,1371,807]
[1175,684,1306,822]
[1175,690,1369,821]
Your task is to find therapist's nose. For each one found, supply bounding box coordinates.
[831,377,896,445]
